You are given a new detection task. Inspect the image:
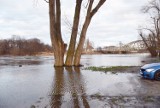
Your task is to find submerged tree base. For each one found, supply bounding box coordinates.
[54,64,84,67]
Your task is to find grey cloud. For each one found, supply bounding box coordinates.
[0,0,149,47]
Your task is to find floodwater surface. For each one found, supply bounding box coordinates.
[0,54,160,108]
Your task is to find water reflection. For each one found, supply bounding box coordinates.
[50,67,90,108]
[50,67,64,107]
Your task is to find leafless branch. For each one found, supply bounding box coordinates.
[84,0,90,8]
[90,0,106,17]
[44,0,49,3]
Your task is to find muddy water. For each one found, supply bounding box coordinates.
[0,54,160,108]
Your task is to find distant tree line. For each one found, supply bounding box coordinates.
[0,36,53,56]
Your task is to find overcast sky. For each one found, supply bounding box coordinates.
[0,0,150,47]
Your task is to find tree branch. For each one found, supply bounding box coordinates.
[142,27,156,39]
[87,0,94,17]
[138,30,150,49]
[90,0,106,17]
[44,0,49,3]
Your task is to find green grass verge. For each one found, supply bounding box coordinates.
[84,66,134,73]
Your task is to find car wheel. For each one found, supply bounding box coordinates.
[154,70,160,81]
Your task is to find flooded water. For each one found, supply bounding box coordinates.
[81,53,151,66]
[0,54,160,108]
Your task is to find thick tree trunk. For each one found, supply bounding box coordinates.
[65,0,82,66]
[74,19,91,66]
[49,0,65,66]
[73,0,93,66]
[149,48,157,57]
[54,43,66,66]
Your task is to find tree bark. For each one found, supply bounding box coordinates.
[74,0,106,66]
[74,19,91,66]
[49,0,65,66]
[65,0,82,66]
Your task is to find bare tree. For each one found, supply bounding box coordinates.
[47,0,106,66]
[139,30,157,56]
[139,0,160,57]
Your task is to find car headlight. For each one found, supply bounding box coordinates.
[146,68,154,72]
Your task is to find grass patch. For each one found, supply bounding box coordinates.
[154,58,160,62]
[143,96,154,102]
[84,66,134,73]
